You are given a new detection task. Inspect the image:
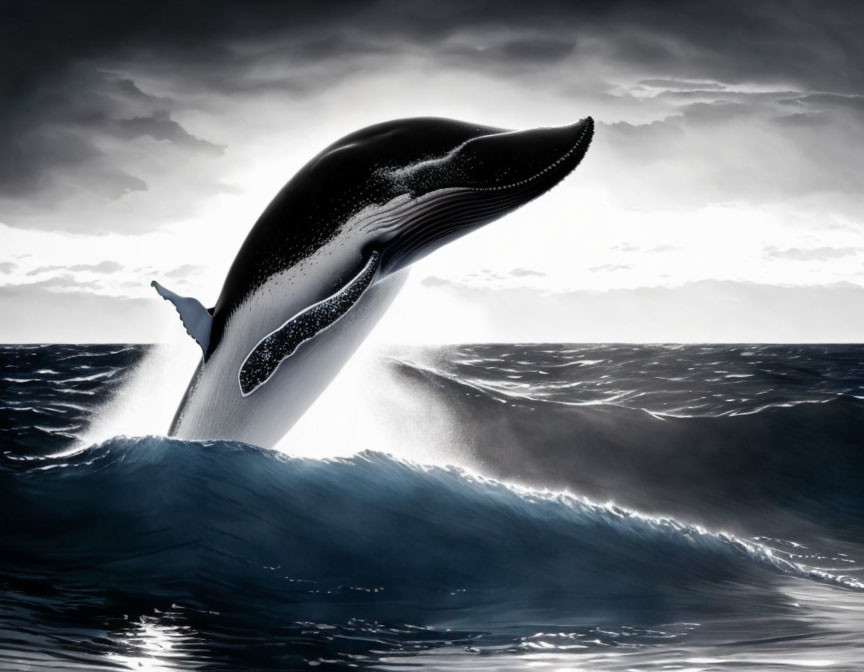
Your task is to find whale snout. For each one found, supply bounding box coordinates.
[460,116,594,192]
[379,116,594,273]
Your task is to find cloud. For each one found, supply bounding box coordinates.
[76,260,124,273]
[0,262,16,274]
[0,70,228,233]
[1,0,862,234]
[0,74,213,199]
[11,274,102,292]
[421,268,546,288]
[509,267,545,278]
[420,275,451,287]
[6,273,864,343]
[765,246,860,261]
[594,90,864,213]
[409,279,864,342]
[26,260,124,276]
[588,264,631,272]
[639,79,726,91]
[164,264,206,279]
[113,111,223,154]
[0,284,164,343]
[612,243,678,253]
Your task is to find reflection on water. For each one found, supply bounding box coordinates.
[109,613,202,671]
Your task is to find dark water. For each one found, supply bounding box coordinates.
[1,343,863,671]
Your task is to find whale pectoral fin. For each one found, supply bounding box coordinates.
[151,280,212,354]
[239,251,381,396]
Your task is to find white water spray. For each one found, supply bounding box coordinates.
[80,331,470,468]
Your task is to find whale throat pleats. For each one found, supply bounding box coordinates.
[238,251,381,396]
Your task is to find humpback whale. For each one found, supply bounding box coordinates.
[153,116,594,448]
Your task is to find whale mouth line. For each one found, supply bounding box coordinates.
[469,117,594,193]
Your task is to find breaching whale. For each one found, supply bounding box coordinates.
[153,116,594,448]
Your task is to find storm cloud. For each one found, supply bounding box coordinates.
[1,1,862,232]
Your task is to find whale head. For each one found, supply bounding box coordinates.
[297,116,594,274]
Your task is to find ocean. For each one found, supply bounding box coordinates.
[1,343,863,670]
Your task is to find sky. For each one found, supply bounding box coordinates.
[1,0,863,343]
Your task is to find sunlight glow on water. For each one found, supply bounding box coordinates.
[109,615,200,672]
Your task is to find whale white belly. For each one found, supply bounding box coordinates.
[171,271,405,448]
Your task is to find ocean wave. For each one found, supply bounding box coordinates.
[394,343,864,417]
[392,356,858,417]
[386,357,864,543]
[1,437,859,631]
[56,346,138,361]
